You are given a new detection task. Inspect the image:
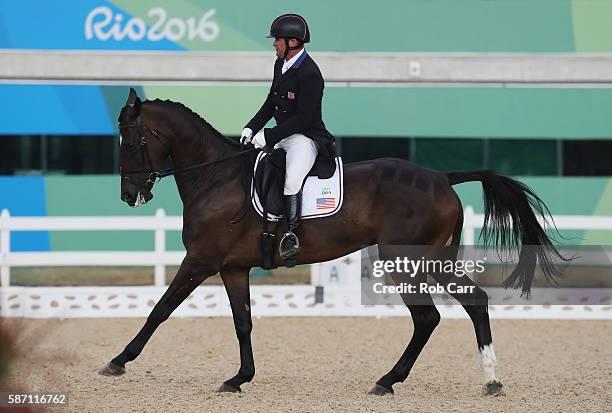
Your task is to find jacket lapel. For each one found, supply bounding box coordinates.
[273,51,309,89]
[274,69,297,89]
[271,59,283,88]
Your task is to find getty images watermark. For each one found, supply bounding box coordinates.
[370,255,486,295]
[360,245,612,306]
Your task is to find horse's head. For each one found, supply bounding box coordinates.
[118,88,170,207]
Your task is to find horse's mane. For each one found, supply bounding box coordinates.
[143,98,254,222]
[143,99,241,147]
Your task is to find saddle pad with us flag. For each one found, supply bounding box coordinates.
[251,152,344,222]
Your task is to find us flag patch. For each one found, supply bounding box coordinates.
[287,91,295,100]
[316,197,336,210]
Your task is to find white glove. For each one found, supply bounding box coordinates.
[252,130,267,149]
[240,127,253,144]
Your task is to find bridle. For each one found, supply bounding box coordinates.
[119,115,257,184]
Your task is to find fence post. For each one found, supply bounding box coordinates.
[154,208,166,287]
[310,262,320,286]
[1,209,11,287]
[463,206,476,245]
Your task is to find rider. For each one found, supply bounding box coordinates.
[241,14,336,260]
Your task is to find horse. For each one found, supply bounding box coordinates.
[99,88,564,397]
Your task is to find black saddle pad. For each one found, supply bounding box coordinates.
[254,149,286,217]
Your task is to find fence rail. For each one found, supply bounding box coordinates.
[2,207,612,288]
[0,208,182,287]
[461,206,612,245]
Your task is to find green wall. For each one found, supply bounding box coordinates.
[107,0,612,53]
[113,0,576,52]
[138,85,612,139]
[45,176,183,251]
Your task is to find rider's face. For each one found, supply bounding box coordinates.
[273,37,298,59]
[273,37,285,59]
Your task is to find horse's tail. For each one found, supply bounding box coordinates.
[446,170,566,296]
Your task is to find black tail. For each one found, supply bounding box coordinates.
[447,170,566,296]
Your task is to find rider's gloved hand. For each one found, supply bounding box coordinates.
[252,130,267,149]
[240,127,253,145]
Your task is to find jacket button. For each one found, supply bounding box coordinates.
[275,106,278,110]
[273,91,277,95]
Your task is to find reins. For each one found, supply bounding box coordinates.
[156,147,258,179]
[119,116,257,182]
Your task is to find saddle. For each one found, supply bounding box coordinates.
[254,149,287,217]
[252,149,344,269]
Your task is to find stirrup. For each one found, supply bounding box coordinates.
[279,231,300,259]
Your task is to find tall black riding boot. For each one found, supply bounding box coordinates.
[279,193,301,259]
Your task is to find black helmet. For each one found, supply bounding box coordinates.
[267,14,310,43]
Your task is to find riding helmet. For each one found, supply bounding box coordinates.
[267,14,310,43]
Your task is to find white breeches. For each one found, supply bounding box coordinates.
[274,134,318,195]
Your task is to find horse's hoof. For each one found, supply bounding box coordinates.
[215,383,241,393]
[98,362,126,376]
[368,384,394,396]
[483,380,505,397]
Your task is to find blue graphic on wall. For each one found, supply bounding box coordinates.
[0,1,184,51]
[0,177,50,252]
[0,85,115,135]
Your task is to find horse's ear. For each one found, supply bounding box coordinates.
[126,88,138,108]
[125,87,142,117]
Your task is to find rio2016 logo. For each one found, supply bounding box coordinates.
[85,6,220,43]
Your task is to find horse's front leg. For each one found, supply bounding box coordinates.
[215,267,255,393]
[99,255,216,376]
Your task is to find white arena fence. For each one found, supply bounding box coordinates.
[1,207,611,319]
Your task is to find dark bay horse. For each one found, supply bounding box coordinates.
[100,88,563,397]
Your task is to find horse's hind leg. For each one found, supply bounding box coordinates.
[99,256,215,376]
[369,240,441,394]
[434,269,504,396]
[431,212,505,396]
[369,286,440,395]
[368,190,456,395]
